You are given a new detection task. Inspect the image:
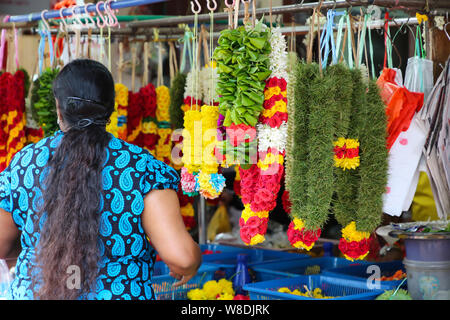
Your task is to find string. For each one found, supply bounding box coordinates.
[0,16,10,71]
[13,23,19,70]
[191,10,199,111]
[334,12,346,64]
[107,26,111,71]
[367,13,376,79]
[210,7,215,105]
[346,12,353,69]
[357,13,368,68]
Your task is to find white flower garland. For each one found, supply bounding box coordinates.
[268,27,288,80]
[257,122,288,153]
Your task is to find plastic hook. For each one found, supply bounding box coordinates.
[84,3,97,27]
[191,0,201,14]
[225,0,235,8]
[105,0,119,27]
[40,9,51,31]
[58,8,69,32]
[207,0,217,12]
[96,1,107,28]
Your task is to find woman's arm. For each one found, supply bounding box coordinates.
[141,189,202,287]
[0,209,20,259]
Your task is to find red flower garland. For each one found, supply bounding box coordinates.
[338,237,371,261]
[0,70,27,171]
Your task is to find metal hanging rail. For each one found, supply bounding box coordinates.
[127,0,450,29]
[7,0,167,23]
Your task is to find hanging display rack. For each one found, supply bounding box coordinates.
[0,0,448,247]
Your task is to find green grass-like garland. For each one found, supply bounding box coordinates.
[169,72,187,129]
[288,62,338,231]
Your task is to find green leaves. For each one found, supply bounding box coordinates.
[30,67,60,137]
[214,24,271,127]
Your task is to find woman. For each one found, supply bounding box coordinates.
[0,59,201,300]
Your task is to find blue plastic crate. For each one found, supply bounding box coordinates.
[251,257,370,281]
[202,249,309,268]
[322,260,407,289]
[243,275,390,300]
[152,264,218,300]
[200,244,250,254]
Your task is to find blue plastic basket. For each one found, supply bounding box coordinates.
[322,260,407,289]
[152,264,218,300]
[243,275,390,300]
[251,257,370,281]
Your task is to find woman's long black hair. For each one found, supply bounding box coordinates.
[32,59,115,300]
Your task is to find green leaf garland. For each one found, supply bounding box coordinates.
[214,20,271,127]
[31,67,60,137]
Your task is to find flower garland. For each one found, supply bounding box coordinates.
[0,70,28,171]
[155,85,173,165]
[284,62,338,251]
[181,70,203,113]
[107,83,128,140]
[238,27,289,246]
[331,67,388,261]
[333,137,360,170]
[198,105,226,199]
[128,84,159,155]
[181,109,202,196]
[30,67,60,137]
[25,127,44,144]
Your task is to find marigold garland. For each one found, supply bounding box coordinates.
[333,137,360,170]
[0,70,28,171]
[107,83,129,140]
[155,85,173,165]
[181,109,202,196]
[198,105,226,199]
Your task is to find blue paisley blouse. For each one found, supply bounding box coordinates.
[0,131,180,300]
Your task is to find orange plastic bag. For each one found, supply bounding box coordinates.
[377,68,424,150]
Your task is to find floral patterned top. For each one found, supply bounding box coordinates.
[0,131,180,300]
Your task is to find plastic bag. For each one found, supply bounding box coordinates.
[207,205,232,242]
[404,56,434,102]
[0,259,12,300]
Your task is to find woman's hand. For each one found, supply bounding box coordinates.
[142,189,202,286]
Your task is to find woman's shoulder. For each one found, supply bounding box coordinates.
[9,131,63,168]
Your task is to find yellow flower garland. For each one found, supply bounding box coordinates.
[182,110,202,173]
[333,137,360,170]
[341,221,370,242]
[107,83,129,140]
